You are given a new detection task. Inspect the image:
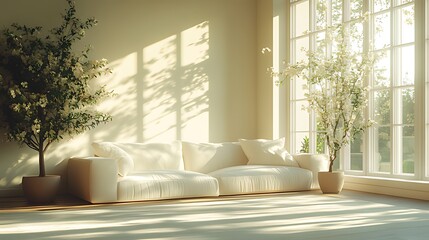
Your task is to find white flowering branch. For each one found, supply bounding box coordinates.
[269,19,375,172]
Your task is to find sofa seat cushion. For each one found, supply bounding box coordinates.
[208,165,312,195]
[117,170,219,201]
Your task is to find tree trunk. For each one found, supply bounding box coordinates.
[329,150,337,173]
[38,135,46,177]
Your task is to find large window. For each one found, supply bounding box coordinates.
[289,0,427,181]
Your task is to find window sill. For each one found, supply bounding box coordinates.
[344,175,429,201]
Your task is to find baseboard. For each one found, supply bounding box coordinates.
[344,175,429,201]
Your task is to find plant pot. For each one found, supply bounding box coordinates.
[22,175,61,204]
[318,171,344,194]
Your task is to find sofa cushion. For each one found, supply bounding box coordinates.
[208,165,312,195]
[117,170,219,201]
[182,141,248,173]
[239,138,299,167]
[112,141,184,172]
[92,142,134,177]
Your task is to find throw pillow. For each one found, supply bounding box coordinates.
[92,142,134,177]
[239,138,299,167]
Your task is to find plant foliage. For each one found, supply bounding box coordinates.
[0,0,112,176]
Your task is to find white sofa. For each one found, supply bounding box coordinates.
[68,138,328,203]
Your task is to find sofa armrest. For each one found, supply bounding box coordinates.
[292,154,329,189]
[68,157,118,203]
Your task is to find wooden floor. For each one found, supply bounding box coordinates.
[0,195,91,212]
[1,190,429,240]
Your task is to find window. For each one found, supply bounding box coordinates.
[288,0,426,181]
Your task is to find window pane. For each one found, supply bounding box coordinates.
[402,126,415,174]
[294,37,309,62]
[400,0,413,5]
[332,0,342,25]
[400,45,415,85]
[374,0,390,12]
[294,100,310,131]
[399,5,414,44]
[373,50,391,87]
[374,90,391,125]
[296,133,310,153]
[375,126,391,173]
[402,88,415,124]
[316,31,326,55]
[351,132,364,171]
[350,21,364,54]
[294,0,309,37]
[374,12,390,50]
[350,0,363,20]
[293,76,307,100]
[316,0,328,30]
[316,132,326,154]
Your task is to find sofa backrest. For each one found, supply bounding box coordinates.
[182,142,249,173]
[114,141,184,172]
[92,141,184,175]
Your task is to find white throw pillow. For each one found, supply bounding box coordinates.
[92,142,134,177]
[182,142,249,173]
[239,138,299,167]
[112,141,184,172]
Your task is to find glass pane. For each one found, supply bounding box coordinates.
[400,0,413,4]
[374,0,390,12]
[350,132,363,171]
[294,0,309,37]
[332,0,342,25]
[294,37,309,62]
[294,100,310,131]
[374,90,391,125]
[400,5,414,44]
[316,0,328,30]
[402,126,414,174]
[316,132,326,154]
[316,31,326,55]
[400,45,414,85]
[374,13,391,50]
[296,132,310,153]
[350,0,363,20]
[373,50,391,87]
[350,21,364,54]
[293,76,307,100]
[402,88,415,124]
[375,126,391,173]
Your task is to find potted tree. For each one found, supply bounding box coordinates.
[270,19,375,194]
[0,0,112,203]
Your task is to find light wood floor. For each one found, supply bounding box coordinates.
[1,190,428,240]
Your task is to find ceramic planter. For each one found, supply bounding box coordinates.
[318,171,344,194]
[22,175,61,204]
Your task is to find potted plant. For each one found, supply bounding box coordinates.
[0,0,112,203]
[270,19,375,194]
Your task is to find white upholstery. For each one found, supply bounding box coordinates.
[68,157,118,203]
[208,165,312,195]
[293,153,329,189]
[182,141,248,173]
[239,138,299,167]
[68,141,327,203]
[117,170,219,201]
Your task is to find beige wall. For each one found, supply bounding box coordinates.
[0,0,262,196]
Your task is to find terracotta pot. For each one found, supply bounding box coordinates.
[318,171,344,194]
[22,175,61,204]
